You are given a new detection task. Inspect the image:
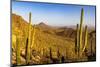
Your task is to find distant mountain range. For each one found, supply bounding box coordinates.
[12,13,96,39]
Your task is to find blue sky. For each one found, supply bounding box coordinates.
[12,1,96,27]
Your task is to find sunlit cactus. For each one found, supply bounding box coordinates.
[75,24,80,59]
[82,26,88,53]
[75,24,79,56]
[16,17,21,65]
[75,8,89,58]
[79,8,84,54]
[26,12,32,64]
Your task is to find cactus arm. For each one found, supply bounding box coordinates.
[82,26,88,53]
[76,24,80,56]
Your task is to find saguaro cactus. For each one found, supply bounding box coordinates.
[82,26,88,53]
[79,8,84,54]
[26,12,32,64]
[16,36,21,65]
[75,8,89,58]
[16,17,21,65]
[75,24,79,56]
[75,8,89,57]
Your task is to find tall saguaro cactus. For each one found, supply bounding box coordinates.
[26,12,32,64]
[75,8,89,58]
[16,17,21,65]
[79,8,84,54]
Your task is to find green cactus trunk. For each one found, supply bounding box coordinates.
[16,36,21,65]
[82,26,88,53]
[79,8,84,56]
[75,24,79,57]
[26,12,32,64]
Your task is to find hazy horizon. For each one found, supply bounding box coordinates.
[12,1,96,27]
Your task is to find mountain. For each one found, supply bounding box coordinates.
[38,22,49,27]
[12,13,95,40]
[12,14,29,37]
[12,13,96,46]
[55,27,76,39]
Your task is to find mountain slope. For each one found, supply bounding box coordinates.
[12,13,96,65]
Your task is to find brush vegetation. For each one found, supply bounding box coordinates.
[12,8,96,66]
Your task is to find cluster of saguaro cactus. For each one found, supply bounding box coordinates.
[16,12,36,65]
[79,8,84,52]
[75,8,88,57]
[26,12,32,64]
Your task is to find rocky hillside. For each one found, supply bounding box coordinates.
[12,13,96,65]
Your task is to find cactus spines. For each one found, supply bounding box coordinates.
[26,12,32,64]
[16,36,21,65]
[82,26,88,53]
[79,8,84,55]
